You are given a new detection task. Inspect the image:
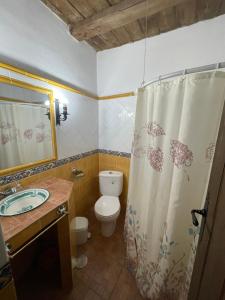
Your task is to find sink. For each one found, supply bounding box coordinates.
[0,189,49,216]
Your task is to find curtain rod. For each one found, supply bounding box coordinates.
[143,61,225,88]
[0,96,47,107]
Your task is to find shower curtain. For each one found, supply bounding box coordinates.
[0,102,52,169]
[125,71,225,300]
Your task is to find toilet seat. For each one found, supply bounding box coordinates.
[94,196,120,220]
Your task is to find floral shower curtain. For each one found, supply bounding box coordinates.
[125,71,225,300]
[0,102,52,169]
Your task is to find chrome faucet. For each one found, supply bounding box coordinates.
[0,181,21,199]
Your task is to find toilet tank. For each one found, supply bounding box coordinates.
[99,171,123,196]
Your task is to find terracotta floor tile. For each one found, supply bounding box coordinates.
[110,268,144,300]
[73,209,142,300]
[75,269,114,299]
[84,289,102,300]
[66,275,89,299]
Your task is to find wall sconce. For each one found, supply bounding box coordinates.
[45,100,50,120]
[55,99,69,126]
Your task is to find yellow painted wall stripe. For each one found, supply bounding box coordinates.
[0,62,98,100]
[0,61,136,100]
[98,91,136,100]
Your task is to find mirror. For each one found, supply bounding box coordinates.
[0,76,57,175]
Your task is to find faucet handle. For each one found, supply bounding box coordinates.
[7,181,21,194]
[13,181,22,192]
[15,181,21,187]
[11,187,17,193]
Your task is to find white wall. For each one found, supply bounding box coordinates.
[97,15,225,153]
[0,0,98,160]
[0,0,97,94]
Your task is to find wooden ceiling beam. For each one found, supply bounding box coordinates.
[42,0,83,23]
[70,0,192,41]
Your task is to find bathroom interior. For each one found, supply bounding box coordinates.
[1,1,225,300]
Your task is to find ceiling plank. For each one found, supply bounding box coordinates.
[147,13,161,36]
[88,0,122,50]
[196,0,222,20]
[89,35,109,49]
[87,37,104,50]
[125,21,144,41]
[108,0,143,43]
[139,13,160,37]
[42,0,69,23]
[43,0,83,23]
[68,0,95,17]
[70,0,192,40]
[175,0,197,26]
[159,6,178,33]
[220,0,225,14]
[111,27,131,44]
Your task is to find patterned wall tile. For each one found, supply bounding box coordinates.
[98,97,137,153]
[0,149,130,185]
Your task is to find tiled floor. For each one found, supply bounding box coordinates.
[73,208,143,300]
[16,208,143,300]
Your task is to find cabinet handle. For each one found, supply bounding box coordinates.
[57,205,68,215]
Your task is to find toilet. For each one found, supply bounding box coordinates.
[94,170,123,237]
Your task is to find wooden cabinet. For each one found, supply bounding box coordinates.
[0,178,74,296]
[9,213,73,292]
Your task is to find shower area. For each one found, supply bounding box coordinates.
[125,69,225,300]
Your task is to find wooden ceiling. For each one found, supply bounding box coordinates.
[41,0,225,51]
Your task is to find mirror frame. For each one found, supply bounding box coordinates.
[0,75,57,175]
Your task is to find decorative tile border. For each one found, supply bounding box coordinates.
[98,149,131,158]
[0,149,131,185]
[0,149,98,185]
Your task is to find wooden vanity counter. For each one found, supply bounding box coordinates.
[0,177,74,291]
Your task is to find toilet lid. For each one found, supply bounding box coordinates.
[95,196,120,217]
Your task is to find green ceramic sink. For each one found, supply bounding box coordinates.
[0,189,49,216]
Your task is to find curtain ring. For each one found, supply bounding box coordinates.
[182,69,186,81]
[8,70,13,85]
[141,79,145,88]
[158,75,161,85]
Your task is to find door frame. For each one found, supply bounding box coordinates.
[188,100,225,299]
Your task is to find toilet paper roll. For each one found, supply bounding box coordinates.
[0,223,8,269]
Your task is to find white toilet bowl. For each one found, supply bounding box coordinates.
[95,170,123,237]
[95,195,120,237]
